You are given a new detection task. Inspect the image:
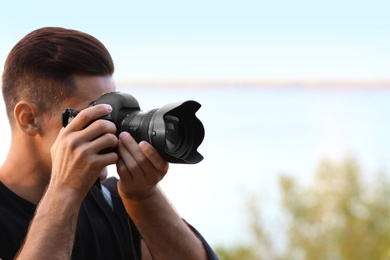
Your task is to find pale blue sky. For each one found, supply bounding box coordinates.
[1,0,389,82]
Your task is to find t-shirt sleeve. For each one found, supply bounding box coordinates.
[184,220,219,260]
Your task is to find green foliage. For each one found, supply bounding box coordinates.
[280,157,390,260]
[214,194,276,260]
[216,156,390,260]
[215,246,258,260]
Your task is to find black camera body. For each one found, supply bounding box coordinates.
[62,92,204,164]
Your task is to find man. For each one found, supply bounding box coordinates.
[0,27,217,259]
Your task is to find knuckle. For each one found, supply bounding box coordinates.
[95,119,116,134]
[77,110,94,122]
[65,136,79,151]
[138,156,149,166]
[117,161,128,174]
[105,133,119,147]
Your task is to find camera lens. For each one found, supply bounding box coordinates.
[164,115,183,152]
[93,92,204,164]
[120,101,203,164]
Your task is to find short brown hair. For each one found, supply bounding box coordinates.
[2,27,114,121]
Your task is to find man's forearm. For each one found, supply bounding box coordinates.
[16,187,81,260]
[120,185,208,260]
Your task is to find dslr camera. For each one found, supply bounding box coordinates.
[62,92,204,164]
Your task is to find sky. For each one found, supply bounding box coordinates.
[1,0,389,82]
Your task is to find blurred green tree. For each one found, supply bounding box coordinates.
[280,157,390,260]
[215,156,390,260]
[214,246,258,260]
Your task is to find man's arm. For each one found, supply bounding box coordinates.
[116,132,208,260]
[122,187,208,260]
[15,187,81,260]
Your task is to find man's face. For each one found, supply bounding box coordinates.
[42,74,116,176]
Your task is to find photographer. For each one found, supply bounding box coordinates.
[0,27,217,259]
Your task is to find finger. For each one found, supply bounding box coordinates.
[82,119,117,142]
[86,132,118,154]
[118,132,165,181]
[96,152,119,168]
[139,141,169,173]
[116,134,148,177]
[65,104,112,131]
[116,155,134,181]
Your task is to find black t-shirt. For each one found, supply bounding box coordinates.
[0,177,141,260]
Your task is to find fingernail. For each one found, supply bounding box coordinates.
[139,141,147,149]
[106,104,112,112]
[119,131,130,140]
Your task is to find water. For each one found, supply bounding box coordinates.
[1,85,389,247]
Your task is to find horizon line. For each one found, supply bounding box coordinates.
[115,79,390,89]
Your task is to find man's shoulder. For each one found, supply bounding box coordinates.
[0,182,35,212]
[0,182,35,260]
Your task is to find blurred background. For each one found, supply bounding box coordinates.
[1,1,390,259]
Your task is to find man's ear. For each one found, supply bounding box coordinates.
[14,101,41,136]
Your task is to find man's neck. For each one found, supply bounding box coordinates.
[0,148,50,205]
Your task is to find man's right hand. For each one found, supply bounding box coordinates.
[49,104,118,201]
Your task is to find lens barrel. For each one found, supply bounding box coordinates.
[95,92,204,164]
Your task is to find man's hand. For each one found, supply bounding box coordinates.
[116,131,169,201]
[50,104,118,201]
